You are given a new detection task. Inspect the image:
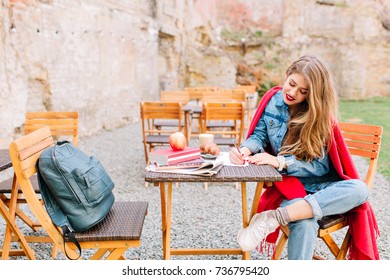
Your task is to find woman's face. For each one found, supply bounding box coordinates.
[282,73,308,107]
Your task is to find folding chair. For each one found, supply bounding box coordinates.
[140,101,186,164]
[0,111,79,231]
[8,126,148,259]
[272,122,383,260]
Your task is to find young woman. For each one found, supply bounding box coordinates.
[230,55,379,260]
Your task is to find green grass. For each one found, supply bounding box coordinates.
[339,97,390,179]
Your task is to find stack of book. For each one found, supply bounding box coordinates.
[148,147,201,166]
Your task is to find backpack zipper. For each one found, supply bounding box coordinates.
[51,144,82,204]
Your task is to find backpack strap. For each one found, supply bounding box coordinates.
[61,225,82,260]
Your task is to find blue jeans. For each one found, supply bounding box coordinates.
[279,179,369,260]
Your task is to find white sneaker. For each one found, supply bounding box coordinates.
[237,210,280,252]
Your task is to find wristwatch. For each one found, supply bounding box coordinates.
[276,155,286,171]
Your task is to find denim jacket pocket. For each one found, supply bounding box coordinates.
[264,115,283,135]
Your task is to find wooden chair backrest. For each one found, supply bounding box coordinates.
[201,91,233,103]
[9,126,80,259]
[223,89,246,102]
[339,122,383,189]
[235,85,257,94]
[25,111,79,146]
[201,102,245,144]
[185,87,219,101]
[160,91,190,105]
[140,101,184,134]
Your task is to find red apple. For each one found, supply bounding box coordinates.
[169,132,187,151]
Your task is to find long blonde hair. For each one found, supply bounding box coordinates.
[279,56,339,161]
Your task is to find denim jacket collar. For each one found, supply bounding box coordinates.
[275,90,288,111]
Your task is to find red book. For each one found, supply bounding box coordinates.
[149,147,201,166]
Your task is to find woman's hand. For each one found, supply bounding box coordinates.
[249,153,279,168]
[229,146,251,165]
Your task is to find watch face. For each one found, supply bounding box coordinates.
[277,156,285,171]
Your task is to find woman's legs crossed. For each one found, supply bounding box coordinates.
[280,179,369,259]
[304,179,369,220]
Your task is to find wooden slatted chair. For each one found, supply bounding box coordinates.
[271,122,383,260]
[201,102,245,147]
[235,85,257,125]
[0,112,79,231]
[185,86,219,104]
[201,101,245,190]
[200,91,235,132]
[140,101,186,164]
[160,91,190,104]
[184,87,220,137]
[8,126,148,259]
[153,91,190,134]
[1,112,81,258]
[25,111,79,146]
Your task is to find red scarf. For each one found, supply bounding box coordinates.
[248,86,380,260]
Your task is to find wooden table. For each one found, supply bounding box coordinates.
[145,163,282,260]
[0,149,36,259]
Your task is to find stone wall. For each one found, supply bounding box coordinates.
[1,0,389,147]
[1,0,165,147]
[183,0,390,98]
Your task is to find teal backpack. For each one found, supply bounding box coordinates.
[36,141,115,258]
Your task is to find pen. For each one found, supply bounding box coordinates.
[234,142,249,165]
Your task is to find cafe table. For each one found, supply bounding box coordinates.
[145,163,282,260]
[0,149,36,259]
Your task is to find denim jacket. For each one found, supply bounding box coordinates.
[241,90,340,192]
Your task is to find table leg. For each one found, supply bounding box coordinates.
[0,175,35,259]
[160,182,173,260]
[159,182,167,258]
[241,182,248,227]
[240,182,250,260]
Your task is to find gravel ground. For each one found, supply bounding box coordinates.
[1,121,389,260]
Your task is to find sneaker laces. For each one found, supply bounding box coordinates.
[250,221,270,245]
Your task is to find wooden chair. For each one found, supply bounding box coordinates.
[0,112,79,231]
[25,111,79,146]
[154,91,190,134]
[8,126,148,259]
[225,89,247,103]
[272,122,383,260]
[185,86,219,104]
[235,85,257,125]
[199,91,234,132]
[201,90,233,103]
[184,87,220,137]
[140,101,186,164]
[160,91,190,104]
[201,101,245,191]
[201,102,245,146]
[0,112,80,258]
